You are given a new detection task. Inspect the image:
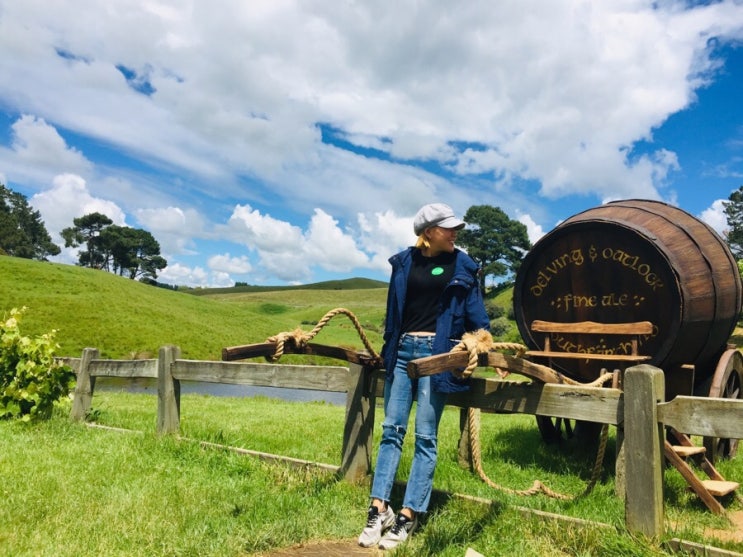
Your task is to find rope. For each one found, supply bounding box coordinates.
[265,307,379,362]
[266,315,610,500]
[453,329,612,500]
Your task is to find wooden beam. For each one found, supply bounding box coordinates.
[624,364,665,537]
[658,396,743,439]
[524,350,650,362]
[531,320,654,335]
[157,345,181,435]
[339,362,378,482]
[69,347,99,421]
[408,351,576,385]
[221,341,380,367]
[447,379,622,425]
[87,358,158,378]
[172,360,351,392]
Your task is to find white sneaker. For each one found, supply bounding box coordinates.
[378,512,418,550]
[358,504,396,547]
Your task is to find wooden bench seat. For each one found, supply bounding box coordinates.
[524,320,653,365]
[524,350,650,362]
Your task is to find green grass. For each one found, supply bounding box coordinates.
[3,393,741,556]
[0,256,387,361]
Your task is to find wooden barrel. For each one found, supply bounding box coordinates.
[513,199,742,387]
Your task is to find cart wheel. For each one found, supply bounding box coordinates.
[536,416,602,445]
[703,348,743,462]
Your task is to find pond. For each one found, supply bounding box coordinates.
[94,377,347,406]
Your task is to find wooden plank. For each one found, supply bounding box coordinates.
[172,360,351,392]
[55,356,81,373]
[664,440,725,514]
[624,365,665,536]
[525,350,651,362]
[668,429,724,481]
[157,345,181,435]
[196,439,340,473]
[446,379,622,425]
[70,348,99,421]
[88,359,158,378]
[531,320,654,335]
[657,396,743,439]
[339,363,378,482]
[666,539,743,557]
[672,445,706,457]
[702,480,739,497]
[221,341,380,366]
[409,351,578,385]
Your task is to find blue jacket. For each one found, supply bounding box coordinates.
[380,246,491,393]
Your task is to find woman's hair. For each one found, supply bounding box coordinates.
[415,233,430,250]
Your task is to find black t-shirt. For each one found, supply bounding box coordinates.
[401,249,456,333]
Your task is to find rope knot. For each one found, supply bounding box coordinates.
[265,327,308,362]
[263,308,380,364]
[449,329,491,379]
[449,330,527,379]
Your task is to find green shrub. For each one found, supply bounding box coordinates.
[484,300,505,320]
[489,316,511,338]
[0,307,75,421]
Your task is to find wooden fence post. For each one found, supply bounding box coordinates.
[340,363,378,482]
[157,345,181,435]
[624,364,665,537]
[70,347,99,421]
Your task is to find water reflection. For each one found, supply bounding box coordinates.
[95,377,347,406]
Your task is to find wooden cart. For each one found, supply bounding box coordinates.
[512,199,743,462]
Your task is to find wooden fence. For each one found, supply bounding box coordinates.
[64,346,743,538]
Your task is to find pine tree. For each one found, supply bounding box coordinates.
[722,186,743,260]
[0,183,60,260]
[456,205,531,292]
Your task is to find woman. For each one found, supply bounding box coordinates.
[358,202,491,550]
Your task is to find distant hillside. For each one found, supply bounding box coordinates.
[187,277,388,296]
[0,256,387,361]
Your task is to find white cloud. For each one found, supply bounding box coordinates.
[517,213,545,245]
[31,173,127,240]
[2,0,741,214]
[135,206,204,255]
[700,199,728,236]
[208,253,252,275]
[304,209,369,272]
[357,209,415,274]
[0,115,93,187]
[2,0,743,286]
[158,263,214,288]
[227,204,305,251]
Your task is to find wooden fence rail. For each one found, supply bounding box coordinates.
[64,348,743,538]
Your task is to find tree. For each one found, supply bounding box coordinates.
[61,213,167,280]
[60,212,114,269]
[100,225,167,280]
[0,183,60,260]
[456,205,531,292]
[723,185,743,260]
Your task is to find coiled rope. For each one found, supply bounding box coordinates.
[266,311,610,500]
[450,329,612,500]
[265,307,380,362]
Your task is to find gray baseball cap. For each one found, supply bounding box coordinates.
[413,203,465,235]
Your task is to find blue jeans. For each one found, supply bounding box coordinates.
[370,334,448,514]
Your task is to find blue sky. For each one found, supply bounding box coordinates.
[0,1,742,287]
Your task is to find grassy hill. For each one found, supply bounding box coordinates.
[0,255,526,361]
[0,256,388,361]
[186,276,387,295]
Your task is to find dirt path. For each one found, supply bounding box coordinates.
[698,510,743,545]
[254,539,382,556]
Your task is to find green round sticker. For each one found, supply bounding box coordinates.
[431,267,444,276]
